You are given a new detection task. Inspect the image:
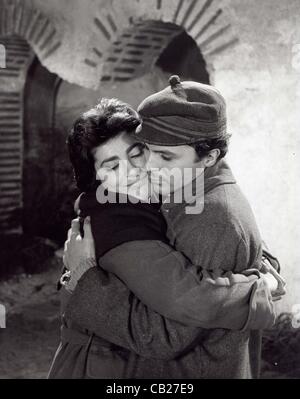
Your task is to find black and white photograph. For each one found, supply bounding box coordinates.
[0,0,299,384]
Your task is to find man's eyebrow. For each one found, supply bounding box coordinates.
[101,156,119,167]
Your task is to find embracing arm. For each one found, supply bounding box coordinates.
[63,218,276,361]
[99,240,276,330]
[65,267,205,360]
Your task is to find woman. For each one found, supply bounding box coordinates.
[48,98,280,379]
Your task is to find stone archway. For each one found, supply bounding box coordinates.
[0,0,62,234]
[80,0,239,88]
[22,57,61,238]
[0,0,62,64]
[0,35,33,234]
[0,35,60,234]
[0,0,239,89]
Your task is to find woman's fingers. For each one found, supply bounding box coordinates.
[83,216,93,239]
[64,219,81,268]
[71,218,80,238]
[83,217,96,259]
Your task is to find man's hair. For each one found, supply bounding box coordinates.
[189,135,231,162]
[67,98,141,192]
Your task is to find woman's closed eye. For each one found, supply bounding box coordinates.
[103,161,119,171]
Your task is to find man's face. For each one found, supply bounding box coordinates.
[143,143,205,196]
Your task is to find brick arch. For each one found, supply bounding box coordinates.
[0,0,62,234]
[0,35,60,234]
[0,0,62,66]
[0,36,33,234]
[84,0,239,85]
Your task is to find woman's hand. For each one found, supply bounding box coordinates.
[63,217,96,292]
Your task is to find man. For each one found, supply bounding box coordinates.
[55,77,284,379]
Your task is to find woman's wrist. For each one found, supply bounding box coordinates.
[64,258,97,293]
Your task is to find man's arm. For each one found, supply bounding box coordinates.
[98,240,276,330]
[65,266,206,360]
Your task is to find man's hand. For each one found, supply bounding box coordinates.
[261,258,286,300]
[63,217,96,292]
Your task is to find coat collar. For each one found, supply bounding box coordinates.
[162,159,236,210]
[204,159,236,195]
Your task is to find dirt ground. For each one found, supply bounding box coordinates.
[0,256,299,379]
[0,261,61,379]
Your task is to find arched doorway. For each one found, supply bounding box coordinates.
[96,19,210,86]
[0,34,62,240]
[0,0,62,238]
[155,29,210,84]
[22,56,61,238]
[0,35,33,235]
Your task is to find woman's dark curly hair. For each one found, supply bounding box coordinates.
[67,98,141,192]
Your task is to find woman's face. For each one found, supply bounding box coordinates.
[92,131,149,199]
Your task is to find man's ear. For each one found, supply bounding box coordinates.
[203,149,220,167]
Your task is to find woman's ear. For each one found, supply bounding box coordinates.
[204,149,220,167]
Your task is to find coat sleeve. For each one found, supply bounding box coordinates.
[98,240,276,330]
[64,267,205,361]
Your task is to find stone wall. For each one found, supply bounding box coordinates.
[0,0,62,233]
[215,0,300,312]
[0,35,32,234]
[29,0,238,88]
